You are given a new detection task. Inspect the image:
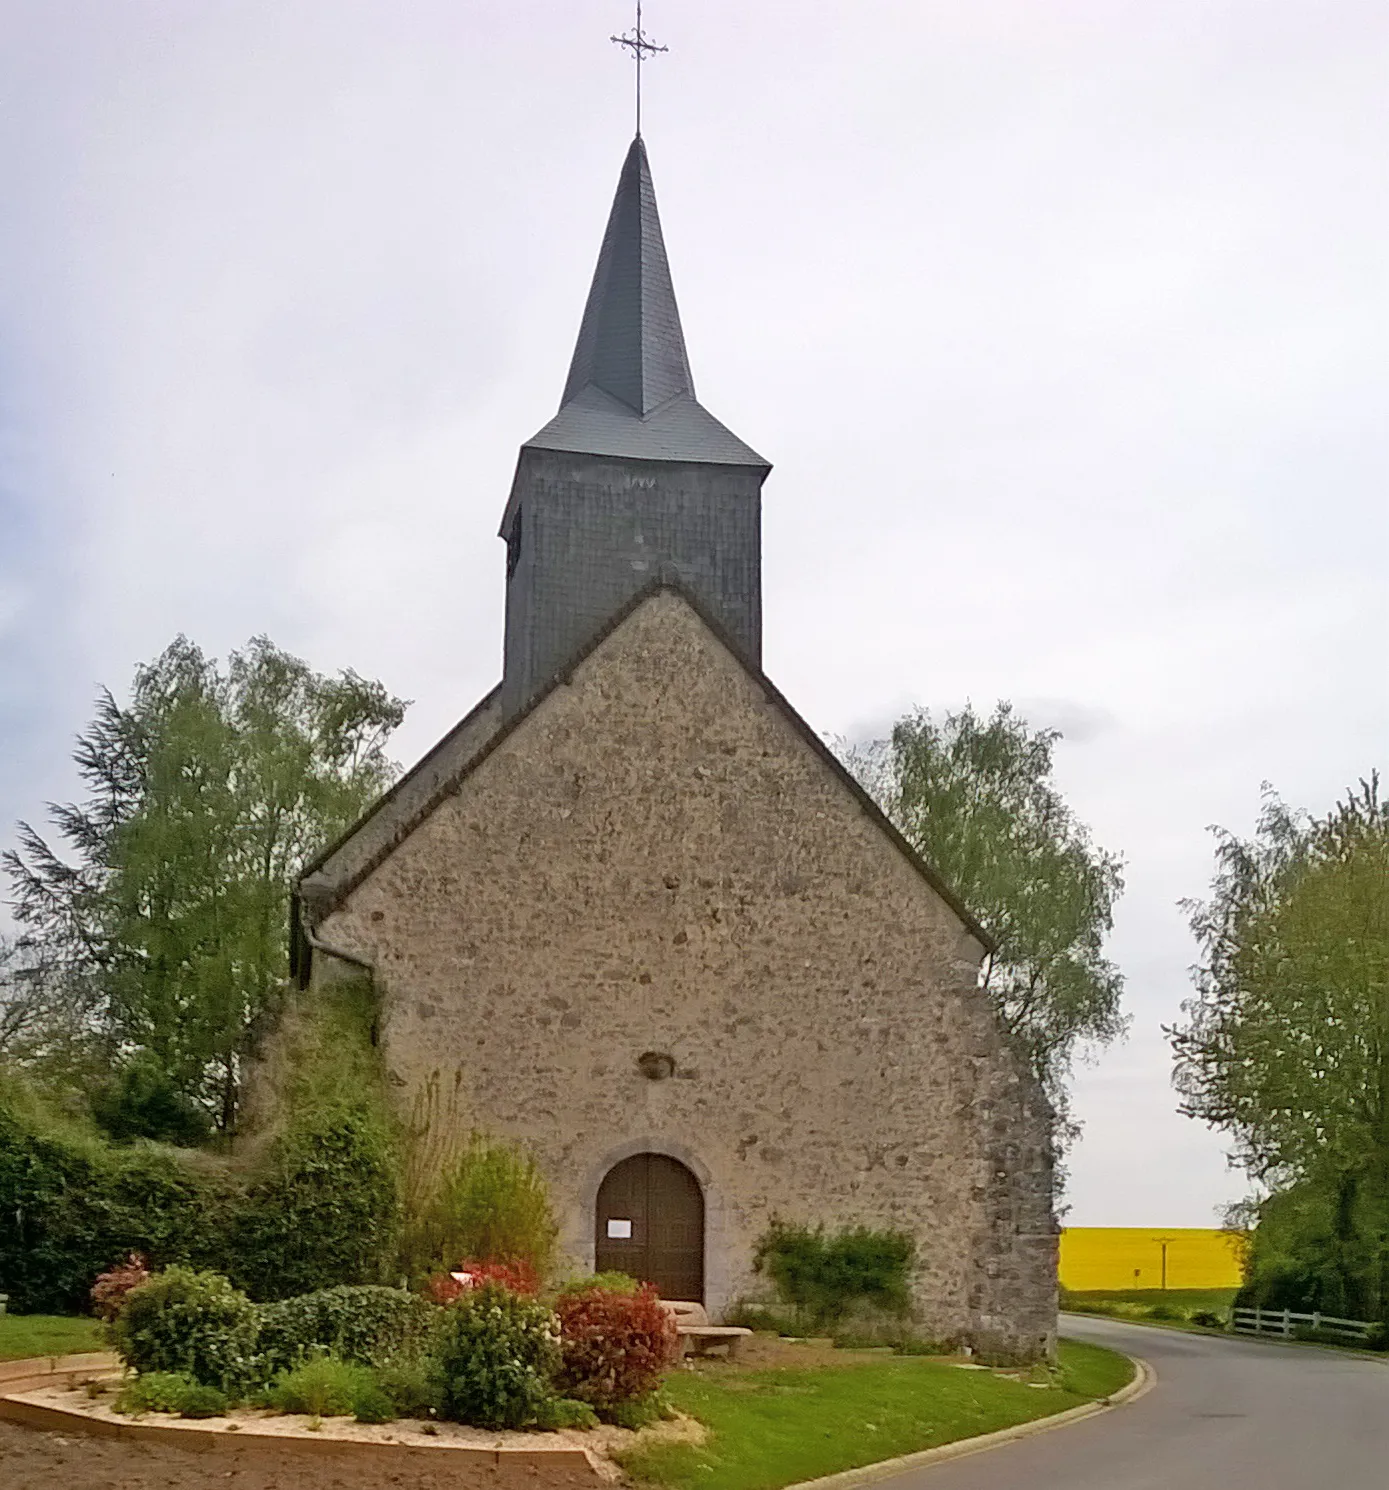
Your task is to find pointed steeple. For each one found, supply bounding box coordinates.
[562,136,693,415]
[501,133,770,718]
[522,138,766,468]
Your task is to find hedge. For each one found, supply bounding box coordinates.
[0,980,400,1312]
[0,1094,234,1313]
[257,1285,436,1375]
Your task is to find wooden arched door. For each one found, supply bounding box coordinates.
[595,1153,704,1303]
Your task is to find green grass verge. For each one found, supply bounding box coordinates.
[619,1340,1134,1490]
[1060,1287,1238,1333]
[1063,1288,1238,1314]
[0,1313,104,1362]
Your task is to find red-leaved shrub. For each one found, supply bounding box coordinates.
[425,1259,539,1304]
[90,1253,151,1323]
[554,1282,678,1409]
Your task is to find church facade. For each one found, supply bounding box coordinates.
[294,137,1057,1360]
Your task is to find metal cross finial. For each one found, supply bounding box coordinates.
[611,1,668,137]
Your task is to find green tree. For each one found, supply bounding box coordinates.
[0,935,96,1070]
[4,635,405,1131]
[1170,777,1389,1320]
[851,703,1126,1117]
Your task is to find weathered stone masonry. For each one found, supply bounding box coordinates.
[306,592,1057,1359]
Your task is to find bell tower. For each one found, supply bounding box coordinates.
[499,136,771,717]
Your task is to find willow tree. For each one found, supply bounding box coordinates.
[851,703,1127,1125]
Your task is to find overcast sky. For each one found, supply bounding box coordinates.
[1,1,1385,1227]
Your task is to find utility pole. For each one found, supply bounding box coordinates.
[1154,1235,1177,1291]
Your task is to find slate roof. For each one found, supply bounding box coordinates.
[524,137,768,469]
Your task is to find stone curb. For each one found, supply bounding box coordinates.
[0,1354,602,1483]
[777,1353,1156,1490]
[0,1353,119,1391]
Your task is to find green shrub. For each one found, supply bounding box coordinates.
[1236,1177,1389,1328]
[434,1282,560,1429]
[723,1300,800,1335]
[400,1132,557,1284]
[256,1285,435,1375]
[536,1397,600,1429]
[265,1355,384,1418]
[351,1383,399,1423]
[230,1113,400,1301]
[753,1221,915,1329]
[557,1271,640,1297]
[111,1267,261,1392]
[895,1336,955,1356]
[601,1394,670,1430]
[1144,1303,1182,1321]
[1190,1311,1225,1329]
[555,1282,676,1410]
[227,984,402,1301]
[0,1087,232,1314]
[115,1371,230,1418]
[91,1058,212,1147]
[374,1358,444,1418]
[105,1145,238,1274]
[1,983,415,1318]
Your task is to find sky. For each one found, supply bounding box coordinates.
[0,1,1384,1228]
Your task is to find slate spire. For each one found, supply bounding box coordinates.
[562,136,692,415]
[522,137,766,467]
[501,133,770,717]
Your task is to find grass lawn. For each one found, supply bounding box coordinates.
[620,1339,1134,1490]
[1061,1287,1238,1326]
[0,1314,104,1362]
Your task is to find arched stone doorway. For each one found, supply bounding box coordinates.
[594,1152,705,1302]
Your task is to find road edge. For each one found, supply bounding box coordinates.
[778,1353,1155,1490]
[1061,1310,1389,1362]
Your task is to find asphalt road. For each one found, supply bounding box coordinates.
[893,1315,1389,1490]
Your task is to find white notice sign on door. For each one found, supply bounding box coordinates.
[606,1219,633,1239]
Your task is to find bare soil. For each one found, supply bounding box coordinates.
[0,1414,521,1490]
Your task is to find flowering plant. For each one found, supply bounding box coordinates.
[434,1282,560,1428]
[91,1253,151,1323]
[425,1258,539,1304]
[554,1281,678,1409]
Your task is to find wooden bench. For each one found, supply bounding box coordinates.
[661,1300,753,1360]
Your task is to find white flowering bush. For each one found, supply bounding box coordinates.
[434,1282,560,1429]
[111,1267,261,1393]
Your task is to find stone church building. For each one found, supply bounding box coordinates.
[293,136,1057,1360]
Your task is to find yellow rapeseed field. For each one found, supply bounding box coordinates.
[1059,1228,1245,1291]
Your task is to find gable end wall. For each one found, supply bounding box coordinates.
[317,593,1056,1358]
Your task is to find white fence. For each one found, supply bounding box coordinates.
[1232,1306,1376,1344]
